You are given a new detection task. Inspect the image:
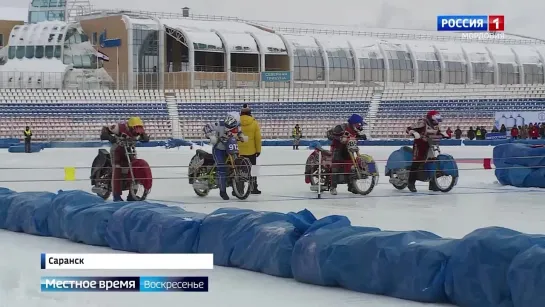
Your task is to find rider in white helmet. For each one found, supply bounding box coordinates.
[203,113,248,200]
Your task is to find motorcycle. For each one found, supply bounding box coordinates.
[304,138,379,195]
[385,143,458,192]
[90,138,153,201]
[188,136,254,200]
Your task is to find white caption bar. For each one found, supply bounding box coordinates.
[41,253,214,270]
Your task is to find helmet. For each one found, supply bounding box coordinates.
[426,110,442,126]
[224,113,239,133]
[127,116,145,135]
[348,114,366,132]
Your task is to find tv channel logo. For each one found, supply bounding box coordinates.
[437,15,504,32]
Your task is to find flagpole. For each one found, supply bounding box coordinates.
[116,46,119,90]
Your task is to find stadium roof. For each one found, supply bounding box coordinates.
[79,8,545,46]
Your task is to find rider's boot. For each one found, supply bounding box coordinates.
[408,161,420,193]
[126,194,137,201]
[220,191,230,200]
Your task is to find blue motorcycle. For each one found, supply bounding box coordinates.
[188,137,254,200]
[385,144,459,192]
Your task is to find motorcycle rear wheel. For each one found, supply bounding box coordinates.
[192,167,211,197]
[94,170,112,200]
[309,165,329,189]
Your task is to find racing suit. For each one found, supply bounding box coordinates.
[100,123,150,198]
[203,122,247,197]
[406,118,446,191]
[327,123,367,190]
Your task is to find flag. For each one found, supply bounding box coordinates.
[96,50,109,62]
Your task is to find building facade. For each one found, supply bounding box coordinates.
[2,9,545,90]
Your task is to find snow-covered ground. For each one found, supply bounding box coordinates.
[1,146,544,307]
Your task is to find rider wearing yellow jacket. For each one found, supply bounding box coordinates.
[238,104,262,194]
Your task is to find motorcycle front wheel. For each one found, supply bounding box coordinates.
[128,181,150,201]
[231,157,253,200]
[349,171,378,195]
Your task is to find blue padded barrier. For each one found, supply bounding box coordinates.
[105,202,206,253]
[1,188,545,306]
[4,192,55,236]
[0,138,20,148]
[65,202,131,246]
[508,245,545,307]
[8,144,45,153]
[444,227,545,307]
[197,208,317,277]
[47,190,106,239]
[295,223,454,303]
[493,143,545,187]
[0,188,22,229]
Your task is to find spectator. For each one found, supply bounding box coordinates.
[446,127,453,138]
[467,126,476,140]
[475,126,482,140]
[511,126,519,139]
[529,123,539,139]
[481,126,487,139]
[491,126,499,133]
[292,124,303,150]
[23,126,32,153]
[238,103,262,195]
[500,124,507,134]
[540,123,545,139]
[454,126,462,139]
[520,125,529,139]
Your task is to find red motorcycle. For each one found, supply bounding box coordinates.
[90,139,153,201]
[304,138,379,195]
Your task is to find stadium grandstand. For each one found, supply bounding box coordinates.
[1,3,545,141]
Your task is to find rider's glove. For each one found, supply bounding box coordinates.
[209,135,218,145]
[239,135,249,142]
[409,130,421,139]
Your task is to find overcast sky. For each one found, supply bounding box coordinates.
[2,0,543,39]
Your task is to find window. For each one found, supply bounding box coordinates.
[359,57,385,82]
[498,63,519,84]
[0,34,3,47]
[444,61,467,84]
[327,49,354,82]
[387,49,413,82]
[8,46,16,59]
[35,46,44,59]
[16,46,25,59]
[523,64,544,84]
[54,46,61,59]
[25,46,35,59]
[63,54,71,65]
[92,32,97,45]
[45,46,54,59]
[81,55,92,68]
[472,62,494,84]
[294,48,324,81]
[417,57,441,83]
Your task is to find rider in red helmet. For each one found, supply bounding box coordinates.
[100,116,150,201]
[406,110,449,192]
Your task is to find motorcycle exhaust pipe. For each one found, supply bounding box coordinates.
[92,186,107,194]
[192,182,209,190]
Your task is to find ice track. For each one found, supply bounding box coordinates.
[1,146,544,307]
